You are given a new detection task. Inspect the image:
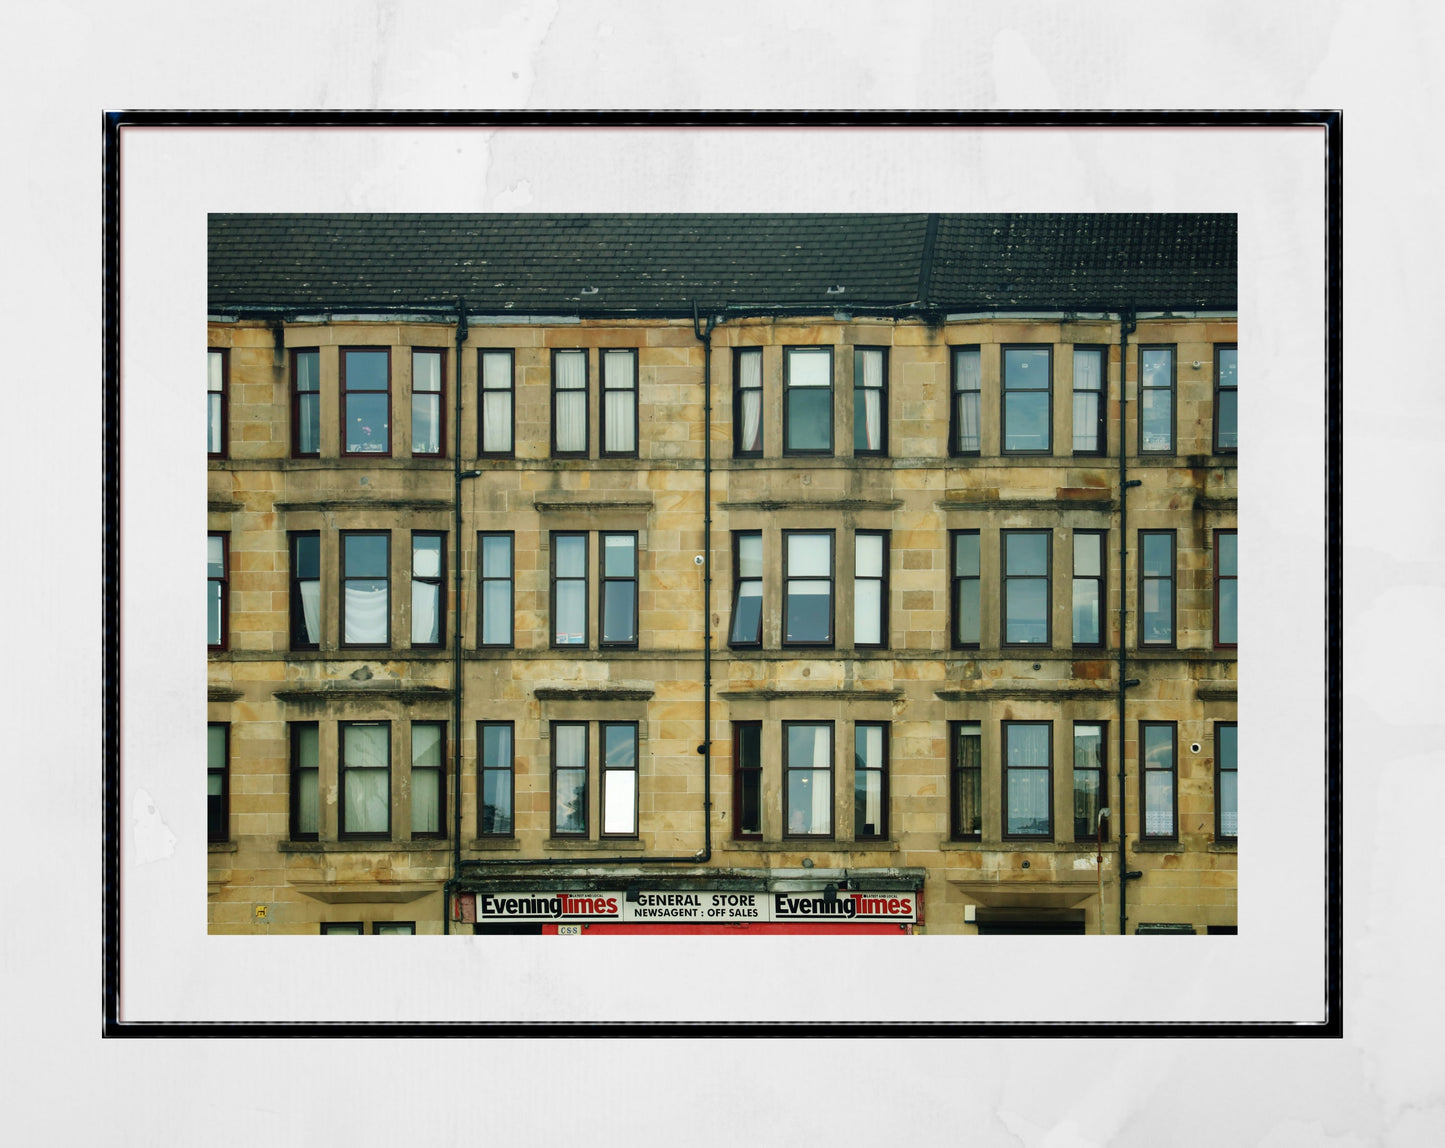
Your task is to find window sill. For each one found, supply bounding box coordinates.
[544,838,643,851]
[1208,841,1237,853]
[1132,840,1181,853]
[468,837,522,851]
[208,841,238,853]
[936,840,1103,853]
[277,840,451,854]
[721,840,899,853]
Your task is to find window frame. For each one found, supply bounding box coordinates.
[550,721,589,838]
[373,922,416,935]
[1002,528,1052,648]
[290,348,321,458]
[1138,344,1176,455]
[207,722,229,844]
[208,348,228,459]
[852,346,888,456]
[949,720,983,841]
[1140,721,1178,842]
[1072,721,1108,843]
[321,922,364,935]
[782,720,835,840]
[1071,344,1107,456]
[732,721,763,841]
[478,348,516,459]
[950,529,981,650]
[732,347,764,458]
[853,529,890,649]
[340,529,391,649]
[782,346,834,457]
[1002,720,1054,842]
[1139,529,1176,649]
[409,720,446,840]
[208,531,229,651]
[339,720,392,842]
[409,530,446,649]
[340,346,393,459]
[410,348,447,459]
[600,347,640,459]
[1214,528,1237,649]
[600,720,640,839]
[289,721,320,842]
[781,528,835,648]
[1213,343,1237,454]
[478,531,515,649]
[599,531,639,649]
[550,531,589,649]
[288,530,321,651]
[1001,344,1053,455]
[477,720,515,838]
[728,531,763,649]
[550,348,590,458]
[853,721,889,841]
[949,345,982,457]
[1071,529,1106,648]
[1215,721,1237,842]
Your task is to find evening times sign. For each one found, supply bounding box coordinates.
[473,890,917,924]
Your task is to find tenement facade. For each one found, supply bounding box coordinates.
[207,214,1237,935]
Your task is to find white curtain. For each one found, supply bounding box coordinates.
[296,725,319,834]
[411,581,439,644]
[555,351,586,451]
[955,350,981,451]
[345,584,388,643]
[1073,350,1102,450]
[482,352,513,452]
[299,580,320,643]
[811,726,832,834]
[604,352,636,453]
[411,725,442,834]
[343,725,389,833]
[859,350,883,449]
[859,725,882,830]
[739,351,762,451]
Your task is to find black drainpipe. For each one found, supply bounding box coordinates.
[1117,307,1139,936]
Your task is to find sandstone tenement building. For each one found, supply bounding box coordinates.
[207,214,1237,936]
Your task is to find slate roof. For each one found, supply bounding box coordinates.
[208,213,1235,315]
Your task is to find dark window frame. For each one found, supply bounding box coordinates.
[1071,344,1107,456]
[410,347,447,459]
[409,720,447,840]
[1002,720,1054,842]
[290,348,321,458]
[782,720,835,840]
[1001,343,1053,455]
[1072,721,1109,843]
[340,530,391,649]
[1002,528,1052,648]
[410,530,446,649]
[599,531,639,649]
[478,720,515,838]
[782,346,834,457]
[207,722,229,844]
[949,720,983,841]
[1214,528,1237,649]
[1215,721,1237,842]
[1140,720,1179,842]
[340,346,393,459]
[782,528,835,648]
[1138,344,1177,455]
[321,922,364,935]
[550,348,590,458]
[733,347,764,458]
[478,348,516,459]
[1213,343,1238,454]
[852,346,889,456]
[600,720,640,839]
[949,345,982,457]
[208,348,228,459]
[853,721,889,840]
[478,531,515,649]
[339,720,392,842]
[728,530,763,649]
[550,720,589,838]
[1072,529,1107,648]
[853,529,890,649]
[950,529,981,650]
[288,530,321,651]
[1139,529,1177,649]
[732,721,763,840]
[550,531,589,649]
[373,922,416,935]
[600,347,640,459]
[208,531,229,651]
[289,721,320,842]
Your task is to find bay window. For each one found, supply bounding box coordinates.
[340,721,391,839]
[341,347,391,456]
[784,347,833,455]
[784,721,833,838]
[1003,345,1051,453]
[341,531,390,647]
[783,530,833,646]
[1003,529,1051,646]
[1003,721,1052,840]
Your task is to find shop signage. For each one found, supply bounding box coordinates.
[472,889,916,924]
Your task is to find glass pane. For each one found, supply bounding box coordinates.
[1004,348,1050,389]
[1073,770,1101,840]
[954,532,979,576]
[1216,391,1238,449]
[208,351,224,392]
[344,350,389,390]
[603,770,637,835]
[786,724,828,767]
[208,725,226,768]
[482,535,512,578]
[208,582,222,645]
[602,581,636,642]
[1145,772,1175,835]
[208,535,225,577]
[1005,392,1050,450]
[855,770,883,837]
[955,766,981,835]
[1073,348,1103,391]
[1218,580,1238,644]
[603,535,636,577]
[737,534,763,578]
[298,770,319,835]
[1072,392,1100,451]
[955,392,981,452]
[1217,532,1237,577]
[956,580,979,644]
[787,770,831,835]
[344,768,389,833]
[554,769,586,834]
[555,391,586,451]
[1006,769,1049,835]
[1140,389,1172,451]
[413,351,441,393]
[1143,581,1170,642]
[345,534,388,578]
[411,768,440,834]
[412,535,442,578]
[737,724,761,768]
[412,723,443,771]
[375,924,415,936]
[554,535,586,578]
[208,395,223,453]
[788,533,831,577]
[482,769,513,835]
[555,581,586,644]
[345,723,388,765]
[323,924,362,935]
[344,581,388,643]
[554,724,586,768]
[482,581,513,644]
[1142,534,1172,577]
[738,768,761,834]
[412,394,441,453]
[1220,771,1238,836]
[295,534,319,579]
[730,582,762,643]
[1141,348,1172,388]
[482,724,512,767]
[1074,533,1101,577]
[296,724,319,767]
[854,580,882,645]
[604,724,637,768]
[1006,533,1048,575]
[346,392,389,452]
[855,533,883,578]
[785,582,831,642]
[298,393,320,453]
[787,350,830,387]
[482,391,513,452]
[1218,725,1237,769]
[1074,725,1103,768]
[555,350,586,389]
[482,351,512,390]
[1143,726,1174,768]
[954,348,981,391]
[603,350,635,389]
[855,724,883,769]
[786,388,832,450]
[1005,579,1047,643]
[1072,579,1100,644]
[1006,725,1049,766]
[604,390,635,452]
[1218,347,1237,388]
[295,350,319,392]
